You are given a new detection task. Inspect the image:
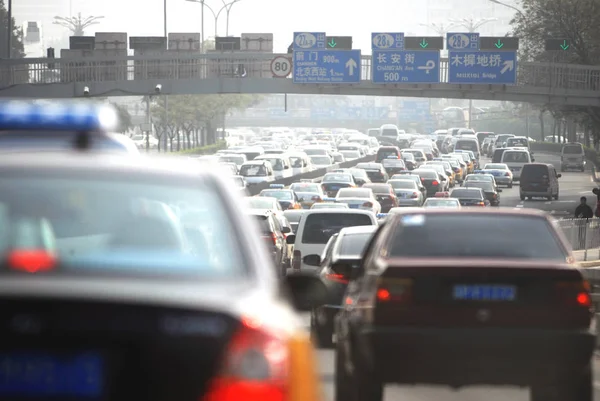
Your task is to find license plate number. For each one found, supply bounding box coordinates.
[0,352,103,397]
[348,204,359,209]
[453,284,516,301]
[398,193,406,198]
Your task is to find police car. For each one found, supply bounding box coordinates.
[0,100,139,154]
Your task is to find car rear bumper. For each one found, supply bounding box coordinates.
[362,326,595,386]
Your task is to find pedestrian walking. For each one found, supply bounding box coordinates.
[574,196,594,249]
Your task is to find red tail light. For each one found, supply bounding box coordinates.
[362,202,373,208]
[504,172,511,176]
[293,250,301,270]
[431,180,439,186]
[203,317,288,401]
[410,192,419,198]
[555,280,592,308]
[475,201,485,206]
[263,233,277,246]
[311,196,322,201]
[6,250,56,273]
[376,279,413,303]
[326,273,348,284]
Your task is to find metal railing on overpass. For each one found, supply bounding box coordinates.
[1,54,599,106]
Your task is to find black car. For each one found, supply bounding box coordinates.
[321,172,357,197]
[464,180,501,206]
[412,168,442,197]
[450,187,489,206]
[355,163,389,183]
[333,168,371,186]
[362,183,399,212]
[303,225,377,348]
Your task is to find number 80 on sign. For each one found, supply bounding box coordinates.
[270,56,292,78]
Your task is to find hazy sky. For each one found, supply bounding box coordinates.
[85,0,432,52]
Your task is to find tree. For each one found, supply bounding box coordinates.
[53,13,104,36]
[0,0,25,58]
[110,102,133,133]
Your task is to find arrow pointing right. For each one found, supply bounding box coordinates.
[500,60,514,74]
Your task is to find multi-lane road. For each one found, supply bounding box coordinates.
[309,152,600,401]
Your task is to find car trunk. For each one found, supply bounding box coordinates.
[321,182,352,197]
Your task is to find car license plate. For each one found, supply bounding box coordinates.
[0,352,103,397]
[453,284,516,301]
[348,204,359,209]
[398,193,406,198]
[330,186,340,190]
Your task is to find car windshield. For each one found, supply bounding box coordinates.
[451,189,483,199]
[563,145,583,154]
[455,141,479,152]
[239,164,267,177]
[257,158,284,170]
[484,164,508,170]
[303,148,327,156]
[0,175,244,277]
[337,189,371,199]
[503,152,529,163]
[465,181,494,191]
[423,199,460,208]
[323,174,352,183]
[259,191,293,200]
[387,214,566,260]
[401,153,415,161]
[507,138,528,147]
[302,213,373,244]
[310,156,331,165]
[338,232,375,258]
[389,180,416,189]
[246,197,277,209]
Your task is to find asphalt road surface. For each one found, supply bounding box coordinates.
[311,152,600,401]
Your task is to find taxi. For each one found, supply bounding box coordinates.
[452,152,474,174]
[289,181,326,209]
[0,100,326,401]
[258,184,303,210]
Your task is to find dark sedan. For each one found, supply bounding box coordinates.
[450,187,489,206]
[362,183,399,212]
[464,180,502,206]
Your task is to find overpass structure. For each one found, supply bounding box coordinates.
[0,53,599,106]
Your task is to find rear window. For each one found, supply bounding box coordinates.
[323,174,352,183]
[310,156,331,165]
[502,151,529,163]
[338,232,374,258]
[337,189,370,198]
[451,189,483,199]
[521,164,550,180]
[389,180,416,189]
[507,138,528,147]
[413,170,437,179]
[0,175,244,277]
[455,140,479,152]
[364,185,392,194]
[465,182,493,191]
[562,144,583,154]
[252,215,271,233]
[381,129,398,137]
[377,148,398,160]
[387,214,566,260]
[301,213,373,244]
[260,191,293,200]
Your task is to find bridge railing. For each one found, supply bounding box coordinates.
[1,53,599,92]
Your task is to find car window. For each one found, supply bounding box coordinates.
[387,214,566,260]
[484,164,507,170]
[260,191,293,200]
[413,170,437,179]
[0,176,244,277]
[502,152,529,163]
[323,174,352,183]
[240,164,267,176]
[246,197,276,209]
[364,185,391,194]
[252,215,272,233]
[337,232,374,258]
[521,165,550,180]
[562,144,583,154]
[423,199,460,207]
[451,189,483,198]
[389,180,417,189]
[310,156,331,165]
[290,183,320,192]
[301,213,374,244]
[465,181,493,191]
[337,189,371,198]
[455,140,479,152]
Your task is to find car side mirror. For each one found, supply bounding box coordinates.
[303,254,321,266]
[283,272,328,311]
[331,260,363,280]
[282,226,291,234]
[557,174,562,178]
[286,234,295,244]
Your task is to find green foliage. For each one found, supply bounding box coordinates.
[175,140,226,155]
[0,0,25,58]
[531,141,600,166]
[110,102,133,133]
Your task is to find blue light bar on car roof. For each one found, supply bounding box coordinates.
[0,101,118,131]
[322,197,337,202]
[474,170,485,174]
[376,213,388,219]
[269,184,285,189]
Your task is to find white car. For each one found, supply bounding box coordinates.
[423,197,461,209]
[335,188,381,214]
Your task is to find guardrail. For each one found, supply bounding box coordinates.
[246,155,375,195]
[1,53,600,93]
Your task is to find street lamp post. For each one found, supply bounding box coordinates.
[186,0,241,47]
[53,13,104,36]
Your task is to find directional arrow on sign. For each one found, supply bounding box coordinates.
[328,38,337,48]
[419,39,429,48]
[346,58,357,75]
[495,39,504,49]
[560,40,569,50]
[500,60,514,74]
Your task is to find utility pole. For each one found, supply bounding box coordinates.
[7,0,12,58]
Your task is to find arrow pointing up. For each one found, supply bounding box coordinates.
[346,58,357,75]
[500,60,514,74]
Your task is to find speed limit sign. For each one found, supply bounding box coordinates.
[270,56,292,78]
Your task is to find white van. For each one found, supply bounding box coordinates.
[560,142,586,172]
[454,137,481,160]
[379,124,401,141]
[500,149,533,180]
[291,209,377,272]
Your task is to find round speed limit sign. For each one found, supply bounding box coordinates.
[271,56,292,78]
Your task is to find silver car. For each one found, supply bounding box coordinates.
[482,163,513,188]
[388,179,424,207]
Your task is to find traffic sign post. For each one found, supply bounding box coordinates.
[447,50,517,84]
[270,56,292,78]
[545,38,571,51]
[480,37,519,51]
[292,32,361,84]
[371,32,440,84]
[404,37,444,51]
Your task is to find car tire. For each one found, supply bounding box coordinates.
[350,355,383,401]
[310,309,333,348]
[530,364,592,401]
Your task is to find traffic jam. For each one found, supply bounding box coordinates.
[0,101,593,401]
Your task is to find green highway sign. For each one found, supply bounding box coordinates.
[404,36,443,51]
[479,37,519,51]
[545,38,571,51]
[325,36,352,49]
